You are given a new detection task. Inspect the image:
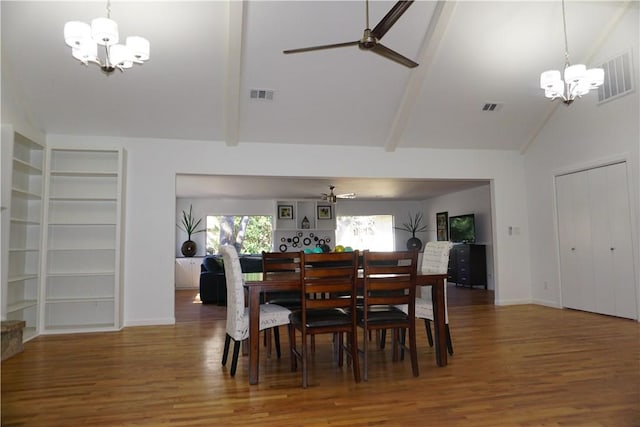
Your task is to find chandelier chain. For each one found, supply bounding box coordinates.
[561,0,570,67]
[106,0,111,19]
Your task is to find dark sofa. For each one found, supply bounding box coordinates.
[199,254,263,305]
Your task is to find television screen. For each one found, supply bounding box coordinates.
[449,214,476,243]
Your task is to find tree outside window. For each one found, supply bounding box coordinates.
[206,215,272,255]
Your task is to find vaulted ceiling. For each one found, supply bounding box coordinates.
[2,1,634,199]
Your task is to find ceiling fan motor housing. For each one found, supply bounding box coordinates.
[359,29,377,49]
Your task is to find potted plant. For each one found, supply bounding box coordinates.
[178,204,205,257]
[394,212,428,251]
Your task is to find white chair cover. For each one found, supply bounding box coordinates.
[220,245,291,342]
[398,241,453,322]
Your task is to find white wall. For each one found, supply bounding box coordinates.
[423,184,495,289]
[42,136,532,326]
[523,4,639,312]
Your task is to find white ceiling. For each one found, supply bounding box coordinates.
[2,1,633,199]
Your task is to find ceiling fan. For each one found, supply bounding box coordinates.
[321,185,356,203]
[283,0,418,69]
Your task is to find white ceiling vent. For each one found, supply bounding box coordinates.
[482,103,501,111]
[597,50,634,105]
[250,89,274,101]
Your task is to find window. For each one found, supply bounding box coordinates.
[206,215,272,255]
[336,215,394,251]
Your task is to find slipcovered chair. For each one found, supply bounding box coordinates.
[220,245,291,376]
[397,241,455,355]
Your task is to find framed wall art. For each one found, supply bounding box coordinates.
[317,205,332,220]
[278,205,294,219]
[436,211,449,241]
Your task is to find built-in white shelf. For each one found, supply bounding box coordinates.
[41,148,124,334]
[3,131,44,342]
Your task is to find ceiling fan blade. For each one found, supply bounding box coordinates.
[370,43,418,68]
[337,192,357,199]
[283,40,359,55]
[371,0,414,40]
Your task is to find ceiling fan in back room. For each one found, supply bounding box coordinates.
[284,0,419,68]
[321,186,356,203]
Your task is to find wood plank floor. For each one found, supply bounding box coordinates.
[2,287,639,426]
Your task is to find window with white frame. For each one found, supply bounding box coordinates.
[335,215,394,251]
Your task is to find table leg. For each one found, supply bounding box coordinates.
[431,280,448,367]
[248,287,261,385]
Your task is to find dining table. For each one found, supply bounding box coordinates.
[243,270,449,385]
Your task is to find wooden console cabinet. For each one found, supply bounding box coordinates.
[448,244,487,289]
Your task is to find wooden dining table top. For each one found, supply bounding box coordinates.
[243,270,448,287]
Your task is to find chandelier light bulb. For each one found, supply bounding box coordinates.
[64,21,91,48]
[126,36,150,62]
[110,44,134,69]
[91,17,119,46]
[72,43,98,64]
[564,64,586,84]
[63,1,149,74]
[586,68,604,87]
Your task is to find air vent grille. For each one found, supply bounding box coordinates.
[250,89,274,101]
[482,103,501,111]
[597,50,634,104]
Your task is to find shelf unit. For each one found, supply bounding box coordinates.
[41,148,125,333]
[5,133,45,341]
[273,200,336,252]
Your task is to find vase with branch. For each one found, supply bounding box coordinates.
[178,204,205,257]
[394,212,428,251]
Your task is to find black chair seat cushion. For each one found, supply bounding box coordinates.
[267,291,301,310]
[290,309,351,328]
[357,305,407,325]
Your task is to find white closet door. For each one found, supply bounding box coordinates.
[604,163,637,319]
[556,162,637,319]
[588,166,617,316]
[556,171,595,312]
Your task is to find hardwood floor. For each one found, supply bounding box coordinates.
[2,286,638,426]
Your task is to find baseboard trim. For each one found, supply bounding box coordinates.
[124,318,175,327]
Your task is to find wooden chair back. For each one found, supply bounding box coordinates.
[300,251,359,313]
[261,251,301,276]
[362,250,418,311]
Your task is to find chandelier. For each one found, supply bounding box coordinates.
[539,0,604,105]
[63,0,149,74]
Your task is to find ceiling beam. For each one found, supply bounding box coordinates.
[225,0,244,147]
[384,1,457,152]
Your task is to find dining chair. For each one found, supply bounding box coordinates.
[220,244,292,376]
[261,251,302,355]
[262,251,302,310]
[396,241,455,355]
[288,251,361,388]
[358,250,419,381]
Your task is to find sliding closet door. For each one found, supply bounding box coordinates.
[556,162,637,319]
